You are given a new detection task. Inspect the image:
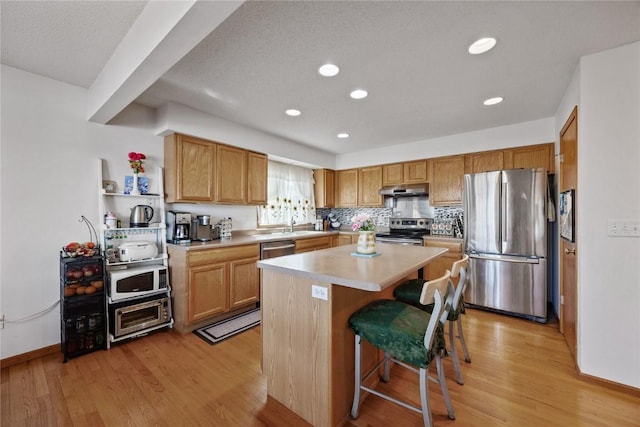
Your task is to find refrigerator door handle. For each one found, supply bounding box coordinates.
[501,181,507,251]
[468,253,541,264]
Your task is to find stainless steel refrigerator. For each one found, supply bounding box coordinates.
[463,168,548,322]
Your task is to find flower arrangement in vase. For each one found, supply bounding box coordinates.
[351,213,376,254]
[127,152,146,195]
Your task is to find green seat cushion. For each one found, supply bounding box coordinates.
[393,279,465,319]
[349,299,446,368]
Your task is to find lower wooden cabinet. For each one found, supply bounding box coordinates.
[337,233,359,246]
[296,236,333,253]
[424,238,463,280]
[168,244,260,333]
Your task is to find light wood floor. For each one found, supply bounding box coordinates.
[2,308,639,426]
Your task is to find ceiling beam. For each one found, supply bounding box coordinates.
[86,0,244,124]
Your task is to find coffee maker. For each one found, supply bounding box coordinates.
[191,215,215,242]
[166,211,191,244]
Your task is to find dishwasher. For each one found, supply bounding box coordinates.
[260,240,296,259]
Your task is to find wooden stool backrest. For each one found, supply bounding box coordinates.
[450,254,469,308]
[419,270,454,350]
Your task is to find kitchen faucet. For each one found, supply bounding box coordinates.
[289,217,296,233]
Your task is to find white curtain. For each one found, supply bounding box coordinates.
[259,161,316,225]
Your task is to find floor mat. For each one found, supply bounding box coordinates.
[194,308,260,345]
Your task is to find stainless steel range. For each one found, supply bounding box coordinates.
[375,217,432,246]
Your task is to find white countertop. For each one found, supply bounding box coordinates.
[257,243,448,292]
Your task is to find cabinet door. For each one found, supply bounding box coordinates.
[424,240,463,280]
[188,263,227,323]
[247,151,268,205]
[466,151,504,173]
[382,163,404,186]
[216,144,247,203]
[404,160,428,184]
[314,169,336,208]
[358,166,383,207]
[229,257,260,309]
[429,156,464,206]
[337,234,353,246]
[165,134,215,202]
[336,169,358,207]
[504,143,554,173]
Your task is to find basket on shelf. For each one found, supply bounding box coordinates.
[61,216,101,258]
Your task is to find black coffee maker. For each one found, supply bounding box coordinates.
[166,211,191,244]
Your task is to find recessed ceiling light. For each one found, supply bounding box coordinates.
[337,133,350,138]
[350,89,368,99]
[483,97,504,106]
[468,37,497,55]
[285,109,301,116]
[318,64,340,77]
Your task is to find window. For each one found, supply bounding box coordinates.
[258,161,316,225]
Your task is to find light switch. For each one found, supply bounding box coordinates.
[311,285,328,300]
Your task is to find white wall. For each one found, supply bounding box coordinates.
[0,65,164,359]
[577,42,640,387]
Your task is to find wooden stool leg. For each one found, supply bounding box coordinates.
[449,320,464,384]
[351,335,362,419]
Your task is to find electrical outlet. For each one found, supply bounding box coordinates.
[311,285,328,301]
[608,220,640,237]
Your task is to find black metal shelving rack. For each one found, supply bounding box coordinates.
[59,253,107,362]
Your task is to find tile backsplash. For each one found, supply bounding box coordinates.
[317,206,464,237]
[316,207,392,228]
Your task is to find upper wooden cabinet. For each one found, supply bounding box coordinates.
[336,169,358,207]
[216,144,247,204]
[314,169,336,208]
[465,150,504,174]
[358,166,383,207]
[504,143,555,173]
[404,160,428,184]
[382,163,404,186]
[247,151,268,205]
[429,155,465,206]
[164,134,216,203]
[164,133,267,205]
[337,167,383,207]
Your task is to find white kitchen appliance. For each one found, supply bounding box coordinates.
[107,264,168,301]
[118,241,158,262]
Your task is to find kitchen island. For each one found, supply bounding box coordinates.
[257,243,448,427]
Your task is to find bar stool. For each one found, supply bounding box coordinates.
[393,254,471,385]
[349,271,456,427]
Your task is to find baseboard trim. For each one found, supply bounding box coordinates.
[1,344,59,368]
[578,371,640,397]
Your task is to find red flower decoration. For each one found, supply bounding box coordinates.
[128,152,146,174]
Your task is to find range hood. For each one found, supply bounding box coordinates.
[378,184,429,197]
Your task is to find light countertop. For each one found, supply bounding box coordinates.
[167,230,341,251]
[257,243,448,292]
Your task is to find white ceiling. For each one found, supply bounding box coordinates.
[1,1,639,155]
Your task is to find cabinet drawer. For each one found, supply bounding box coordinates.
[423,239,462,254]
[295,236,332,253]
[188,244,259,267]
